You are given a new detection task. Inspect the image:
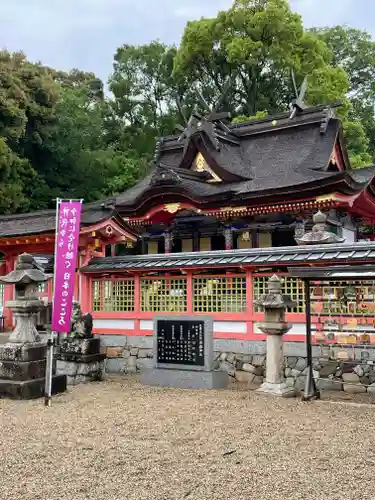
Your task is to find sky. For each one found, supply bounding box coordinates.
[0,0,373,83]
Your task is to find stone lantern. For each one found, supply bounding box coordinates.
[295,210,345,245]
[1,253,51,343]
[255,275,296,397]
[0,253,66,399]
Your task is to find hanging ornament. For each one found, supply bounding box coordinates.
[241,231,251,242]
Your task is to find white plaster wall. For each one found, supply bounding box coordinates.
[254,322,306,335]
[140,320,153,331]
[214,321,247,333]
[93,319,134,330]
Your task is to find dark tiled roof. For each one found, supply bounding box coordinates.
[346,167,375,184]
[289,265,375,279]
[114,106,375,211]
[0,204,114,238]
[80,242,375,273]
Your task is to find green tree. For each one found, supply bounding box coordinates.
[311,25,375,160]
[173,0,371,167]
[0,50,60,211]
[174,0,343,113]
[40,86,144,203]
[0,137,35,213]
[51,68,104,101]
[108,41,179,157]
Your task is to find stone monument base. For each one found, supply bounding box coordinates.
[0,374,67,400]
[141,368,229,389]
[56,337,105,385]
[56,353,105,385]
[257,381,296,398]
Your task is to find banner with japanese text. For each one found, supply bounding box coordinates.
[52,200,83,332]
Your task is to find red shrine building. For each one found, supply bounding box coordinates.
[1,97,375,352]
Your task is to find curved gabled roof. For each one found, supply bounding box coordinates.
[114,105,375,216]
[0,203,132,238]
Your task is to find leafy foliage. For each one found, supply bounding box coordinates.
[311,25,375,162]
[0,3,375,216]
[108,41,179,156]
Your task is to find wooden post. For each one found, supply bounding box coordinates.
[223,226,233,250]
[186,272,193,314]
[3,254,15,328]
[134,273,141,334]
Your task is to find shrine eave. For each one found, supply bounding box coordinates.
[0,204,135,240]
[125,195,349,226]
[114,113,375,218]
[289,265,375,280]
[80,241,375,274]
[121,171,372,224]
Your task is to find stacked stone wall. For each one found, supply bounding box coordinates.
[100,335,375,393]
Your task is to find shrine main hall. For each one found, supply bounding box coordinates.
[0,94,375,370]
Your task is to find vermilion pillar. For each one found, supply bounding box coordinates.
[80,250,91,313]
[3,254,16,328]
[186,271,193,314]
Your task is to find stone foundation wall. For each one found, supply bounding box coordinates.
[56,359,104,385]
[100,335,375,393]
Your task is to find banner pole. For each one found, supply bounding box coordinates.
[44,333,54,407]
[44,198,60,407]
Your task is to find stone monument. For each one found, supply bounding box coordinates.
[140,315,228,389]
[56,302,105,385]
[0,253,67,399]
[256,275,296,397]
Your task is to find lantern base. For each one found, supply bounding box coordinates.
[0,374,66,400]
[0,341,67,399]
[257,381,296,398]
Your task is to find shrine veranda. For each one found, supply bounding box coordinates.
[1,100,375,386]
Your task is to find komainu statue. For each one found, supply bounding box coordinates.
[69,302,93,339]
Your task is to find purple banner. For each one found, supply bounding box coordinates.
[52,200,82,333]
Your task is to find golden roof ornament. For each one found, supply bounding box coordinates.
[164,203,181,214]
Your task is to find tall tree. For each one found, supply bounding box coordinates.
[51,68,104,102]
[0,50,60,212]
[109,41,179,157]
[0,50,146,212]
[311,25,375,160]
[174,0,345,112]
[173,0,371,167]
[39,86,145,204]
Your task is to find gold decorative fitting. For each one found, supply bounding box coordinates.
[330,150,337,165]
[192,153,222,183]
[316,194,337,203]
[195,152,206,172]
[221,206,247,213]
[164,203,181,214]
[241,231,251,242]
[105,226,113,235]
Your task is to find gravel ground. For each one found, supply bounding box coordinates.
[1,377,375,500]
